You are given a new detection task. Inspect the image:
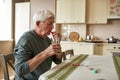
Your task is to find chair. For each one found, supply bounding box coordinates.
[62,49,74,61]
[0,53,15,80]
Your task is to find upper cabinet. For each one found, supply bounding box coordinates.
[56,0,86,23]
[86,0,108,24]
[72,0,86,23]
[56,0,72,23]
[56,0,108,24]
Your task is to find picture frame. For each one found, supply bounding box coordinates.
[108,0,120,19]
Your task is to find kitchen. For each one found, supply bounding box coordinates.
[30,0,120,56]
[0,0,120,55]
[0,0,120,80]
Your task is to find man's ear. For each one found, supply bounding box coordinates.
[36,21,40,26]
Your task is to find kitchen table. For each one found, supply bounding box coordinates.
[38,54,119,80]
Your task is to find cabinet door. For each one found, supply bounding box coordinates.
[56,0,86,23]
[72,43,81,55]
[103,45,112,56]
[86,0,108,24]
[72,43,94,55]
[56,0,72,23]
[94,44,103,55]
[56,0,62,23]
[61,43,72,52]
[80,44,94,55]
[72,0,86,23]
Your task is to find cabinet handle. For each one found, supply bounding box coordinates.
[113,47,116,49]
[118,47,120,49]
[97,45,101,46]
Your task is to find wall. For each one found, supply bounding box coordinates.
[0,40,13,54]
[60,24,87,41]
[28,0,120,42]
[30,0,55,29]
[57,19,120,42]
[88,19,120,42]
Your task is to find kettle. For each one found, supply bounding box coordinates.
[86,35,94,41]
[107,36,118,43]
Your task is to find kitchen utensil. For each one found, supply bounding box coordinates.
[86,35,94,41]
[117,40,120,43]
[107,36,118,43]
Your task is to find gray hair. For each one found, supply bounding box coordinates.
[33,9,54,26]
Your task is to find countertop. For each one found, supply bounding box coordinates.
[39,55,119,80]
[60,41,120,46]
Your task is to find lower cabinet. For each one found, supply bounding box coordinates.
[61,42,95,55]
[61,42,120,56]
[94,44,103,55]
[72,43,94,55]
[61,43,72,51]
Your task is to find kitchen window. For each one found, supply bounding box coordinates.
[0,0,12,40]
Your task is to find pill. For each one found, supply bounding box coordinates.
[93,69,98,74]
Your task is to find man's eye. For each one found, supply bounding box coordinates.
[47,23,51,25]
[47,22,53,25]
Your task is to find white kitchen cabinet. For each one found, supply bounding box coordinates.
[55,0,62,23]
[103,44,120,56]
[71,43,81,55]
[72,43,94,55]
[61,42,120,56]
[94,44,103,55]
[72,0,86,23]
[61,42,94,55]
[61,42,72,51]
[56,0,71,23]
[86,0,108,24]
[56,0,86,23]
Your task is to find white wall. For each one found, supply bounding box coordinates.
[61,24,87,41]
[56,20,120,42]
[30,0,55,29]
[88,20,120,42]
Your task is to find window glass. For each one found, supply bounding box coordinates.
[0,0,12,40]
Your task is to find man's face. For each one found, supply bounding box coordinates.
[40,17,54,36]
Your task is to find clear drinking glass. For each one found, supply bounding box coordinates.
[51,32,60,44]
[51,32,61,54]
[54,36,60,44]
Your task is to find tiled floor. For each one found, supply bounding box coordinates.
[0,65,15,80]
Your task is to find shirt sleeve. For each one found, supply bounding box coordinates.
[53,55,62,64]
[14,36,33,78]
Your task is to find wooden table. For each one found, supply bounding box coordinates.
[38,55,119,80]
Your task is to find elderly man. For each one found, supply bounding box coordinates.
[14,9,62,80]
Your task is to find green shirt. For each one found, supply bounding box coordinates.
[14,30,62,80]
